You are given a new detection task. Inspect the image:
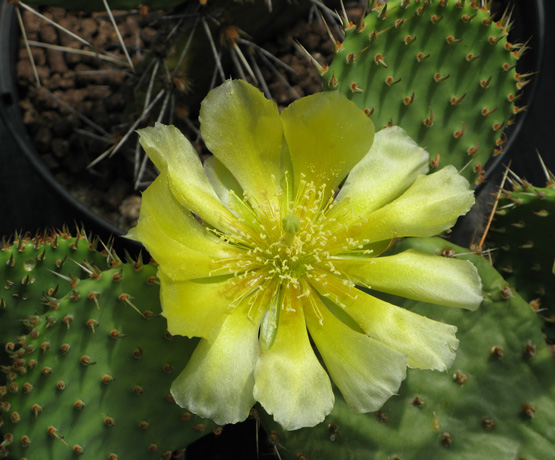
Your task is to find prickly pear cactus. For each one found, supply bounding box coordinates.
[0,250,217,459]
[261,237,555,460]
[488,176,555,341]
[326,0,524,184]
[0,230,114,347]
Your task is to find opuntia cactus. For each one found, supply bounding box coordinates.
[487,169,555,341]
[0,230,114,352]
[0,240,217,459]
[323,0,524,184]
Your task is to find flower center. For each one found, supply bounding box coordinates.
[210,177,369,321]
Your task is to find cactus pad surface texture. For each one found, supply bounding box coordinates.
[262,237,555,460]
[326,0,524,185]
[488,172,555,342]
[0,233,216,459]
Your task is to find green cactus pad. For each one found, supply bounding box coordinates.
[260,237,555,460]
[326,0,522,184]
[488,178,555,340]
[0,231,115,345]
[0,261,217,459]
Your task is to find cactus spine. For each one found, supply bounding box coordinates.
[324,0,524,184]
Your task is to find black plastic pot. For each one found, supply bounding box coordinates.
[0,0,125,243]
[481,0,546,182]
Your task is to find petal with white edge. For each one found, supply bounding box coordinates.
[335,126,429,217]
[354,165,475,243]
[281,91,375,195]
[254,299,334,430]
[170,305,264,425]
[200,80,283,203]
[312,277,459,370]
[305,289,407,414]
[127,174,243,281]
[334,249,483,310]
[138,123,236,232]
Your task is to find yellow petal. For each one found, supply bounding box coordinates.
[127,174,243,281]
[281,91,375,194]
[354,165,475,242]
[254,297,334,430]
[203,155,242,207]
[334,249,483,310]
[305,289,407,414]
[158,271,237,342]
[312,276,459,370]
[170,305,264,425]
[335,126,429,217]
[200,80,283,203]
[138,123,236,232]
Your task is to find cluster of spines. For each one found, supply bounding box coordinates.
[487,165,555,341]
[1,235,217,459]
[320,0,525,185]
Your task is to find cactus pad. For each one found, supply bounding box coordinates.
[325,0,523,184]
[0,231,114,347]
[488,175,555,341]
[0,259,217,459]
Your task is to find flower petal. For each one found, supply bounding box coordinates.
[281,91,375,193]
[170,306,263,425]
[305,289,407,414]
[353,165,475,243]
[127,174,242,281]
[200,80,283,202]
[335,126,429,216]
[138,123,236,232]
[334,249,483,310]
[203,155,243,207]
[158,271,235,342]
[254,301,334,430]
[323,282,459,370]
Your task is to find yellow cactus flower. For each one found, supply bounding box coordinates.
[128,79,482,431]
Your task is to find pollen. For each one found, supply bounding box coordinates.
[211,179,362,321]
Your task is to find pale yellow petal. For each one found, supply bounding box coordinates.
[200,80,283,203]
[312,277,459,370]
[203,155,242,207]
[158,271,237,342]
[170,306,264,425]
[305,290,407,414]
[281,91,375,194]
[335,126,429,216]
[127,174,243,281]
[354,165,475,242]
[254,302,334,430]
[334,249,483,310]
[138,123,236,232]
